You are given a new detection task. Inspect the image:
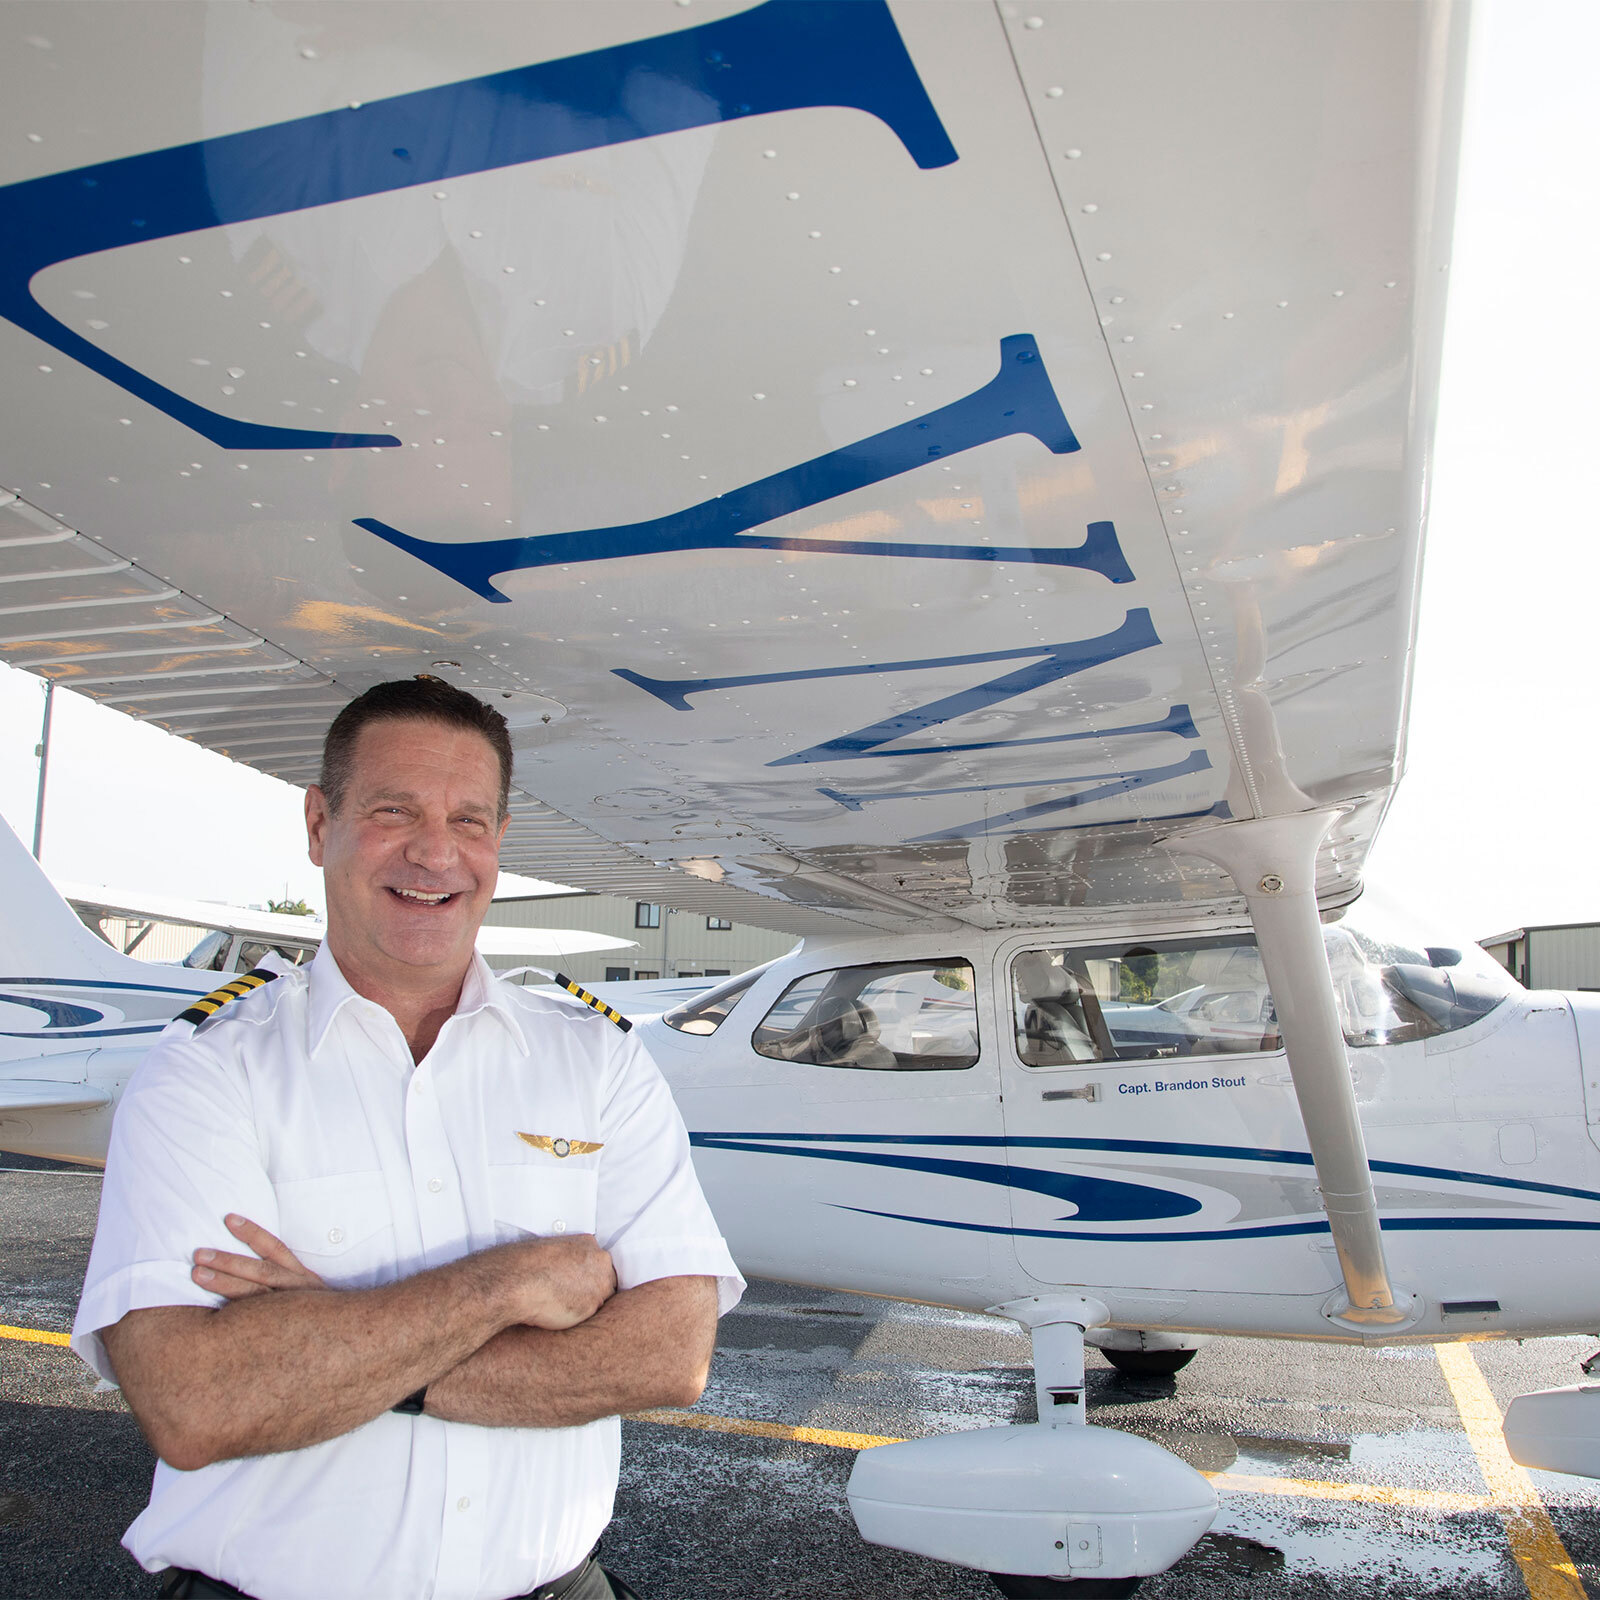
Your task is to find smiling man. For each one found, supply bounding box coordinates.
[71,677,743,1600]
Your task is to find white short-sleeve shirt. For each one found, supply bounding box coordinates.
[73,945,744,1600]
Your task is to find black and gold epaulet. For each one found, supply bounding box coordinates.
[552,972,632,1032]
[174,967,282,1028]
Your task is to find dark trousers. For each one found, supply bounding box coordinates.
[157,1554,639,1600]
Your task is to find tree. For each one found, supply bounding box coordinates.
[267,897,313,917]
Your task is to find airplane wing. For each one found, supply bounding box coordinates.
[0,0,1467,932]
[0,1079,112,1115]
[58,880,637,960]
[57,880,331,950]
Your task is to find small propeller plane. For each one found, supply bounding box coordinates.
[5,1,1595,1591]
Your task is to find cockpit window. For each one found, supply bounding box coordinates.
[662,962,773,1035]
[1012,939,1278,1066]
[1011,912,1519,1066]
[752,960,979,1070]
[1322,919,1519,1047]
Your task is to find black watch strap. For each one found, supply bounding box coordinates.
[392,1387,427,1415]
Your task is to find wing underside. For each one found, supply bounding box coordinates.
[0,0,1467,934]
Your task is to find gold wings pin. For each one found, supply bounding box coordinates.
[518,1132,604,1159]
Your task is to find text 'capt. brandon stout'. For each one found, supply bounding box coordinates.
[1118,1076,1248,1096]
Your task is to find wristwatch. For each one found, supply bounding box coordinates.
[392,1387,427,1415]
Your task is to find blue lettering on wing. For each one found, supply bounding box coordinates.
[813,705,1202,805]
[358,337,1112,598]
[0,1,953,450]
[911,752,1218,841]
[620,607,1156,748]
[821,750,1212,810]
[769,609,1159,766]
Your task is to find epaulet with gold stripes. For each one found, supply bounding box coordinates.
[173,967,282,1028]
[552,972,632,1032]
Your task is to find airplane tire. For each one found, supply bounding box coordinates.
[1098,1347,1198,1379]
[990,1575,1142,1598]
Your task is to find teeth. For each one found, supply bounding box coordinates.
[394,888,451,903]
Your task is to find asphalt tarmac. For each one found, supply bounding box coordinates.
[4,1154,1598,1600]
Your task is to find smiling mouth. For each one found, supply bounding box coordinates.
[387,887,459,907]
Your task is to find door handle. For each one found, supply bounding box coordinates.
[1042,1083,1100,1102]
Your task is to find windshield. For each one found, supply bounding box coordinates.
[1322,890,1521,1047]
[662,962,774,1035]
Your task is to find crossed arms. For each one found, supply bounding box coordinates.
[101,1216,717,1472]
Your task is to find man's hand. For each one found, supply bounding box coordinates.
[193,1214,325,1299]
[514,1234,616,1330]
[190,1213,614,1331]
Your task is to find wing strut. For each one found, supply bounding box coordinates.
[1176,811,1420,1335]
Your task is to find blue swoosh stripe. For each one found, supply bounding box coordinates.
[0,977,204,995]
[688,1131,1600,1210]
[837,1206,1600,1244]
[690,1135,1197,1221]
[0,1024,167,1039]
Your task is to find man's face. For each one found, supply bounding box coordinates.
[306,716,508,988]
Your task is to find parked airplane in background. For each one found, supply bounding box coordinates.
[58,873,636,972]
[8,0,1593,1591]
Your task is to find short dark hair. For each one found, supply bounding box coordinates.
[319,678,513,819]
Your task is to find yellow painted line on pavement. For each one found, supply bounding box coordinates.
[1436,1341,1587,1600]
[0,1323,70,1347]
[1206,1470,1491,1514]
[629,1407,902,1451]
[632,1407,1520,1517]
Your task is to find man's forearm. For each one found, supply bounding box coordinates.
[424,1276,719,1429]
[102,1235,611,1470]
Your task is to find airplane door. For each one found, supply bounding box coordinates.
[996,935,1335,1297]
[672,953,1008,1305]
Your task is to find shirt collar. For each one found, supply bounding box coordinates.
[307,942,528,1060]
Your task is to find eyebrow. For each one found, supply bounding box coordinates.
[365,789,497,820]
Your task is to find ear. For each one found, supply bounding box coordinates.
[305,786,332,867]
[495,811,510,849]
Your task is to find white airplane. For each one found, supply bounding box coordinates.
[0,819,640,1163]
[4,0,1594,1591]
[57,874,638,972]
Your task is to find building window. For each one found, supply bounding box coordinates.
[707,916,733,931]
[705,969,731,978]
[605,966,630,983]
[635,970,660,981]
[635,902,661,929]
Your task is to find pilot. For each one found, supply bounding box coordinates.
[71,677,744,1600]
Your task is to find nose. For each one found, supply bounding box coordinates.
[404,811,457,875]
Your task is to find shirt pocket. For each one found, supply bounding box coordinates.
[274,1170,396,1289]
[488,1162,598,1243]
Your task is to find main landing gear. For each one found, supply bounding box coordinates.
[846,1297,1216,1594]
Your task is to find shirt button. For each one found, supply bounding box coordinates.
[328,1227,344,1245]
[551,1219,566,1234]
[428,1178,443,1194]
[457,1496,471,1513]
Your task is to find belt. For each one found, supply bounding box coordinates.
[156,1547,608,1600]
[519,1548,608,1600]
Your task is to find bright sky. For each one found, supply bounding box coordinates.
[1,0,1593,939]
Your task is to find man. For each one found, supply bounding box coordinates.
[72,677,744,1600]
